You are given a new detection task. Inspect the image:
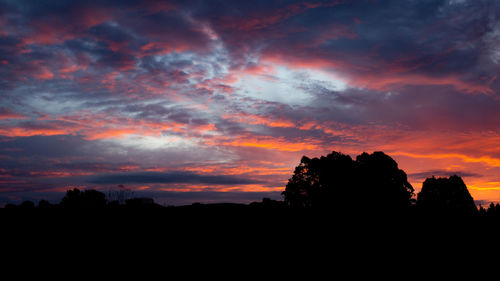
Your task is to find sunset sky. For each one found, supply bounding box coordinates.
[1,0,500,206]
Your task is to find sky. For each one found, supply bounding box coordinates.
[1,0,500,206]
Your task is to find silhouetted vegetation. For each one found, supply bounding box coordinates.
[125,197,161,209]
[417,175,477,216]
[249,197,287,209]
[479,203,500,218]
[60,188,107,208]
[282,151,414,212]
[19,200,35,209]
[38,200,54,208]
[3,151,500,224]
[107,185,135,205]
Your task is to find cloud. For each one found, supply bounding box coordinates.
[408,170,483,180]
[2,0,500,206]
[0,108,27,120]
[88,171,261,185]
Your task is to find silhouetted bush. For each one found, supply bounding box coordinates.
[38,200,52,208]
[282,151,414,211]
[107,185,134,205]
[59,188,107,208]
[125,197,160,208]
[249,198,286,208]
[480,203,500,220]
[107,200,121,208]
[19,200,35,209]
[416,175,477,216]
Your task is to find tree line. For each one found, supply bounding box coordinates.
[282,151,480,216]
[4,188,164,209]
[3,150,500,220]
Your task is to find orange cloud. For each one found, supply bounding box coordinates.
[391,152,500,168]
[0,127,74,137]
[222,112,296,128]
[207,135,321,152]
[82,128,137,140]
[182,164,291,177]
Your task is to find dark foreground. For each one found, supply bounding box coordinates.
[3,204,499,272]
[2,203,497,237]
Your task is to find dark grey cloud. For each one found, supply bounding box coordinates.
[88,171,261,185]
[301,83,500,131]
[88,22,135,45]
[0,135,91,158]
[409,170,483,180]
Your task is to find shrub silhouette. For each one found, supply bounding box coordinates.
[125,197,159,208]
[416,175,477,215]
[38,200,53,208]
[282,151,414,211]
[59,188,107,208]
[19,200,35,209]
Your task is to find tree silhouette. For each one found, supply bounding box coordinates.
[416,175,477,215]
[38,200,54,208]
[282,151,414,211]
[356,152,414,209]
[19,200,35,209]
[282,152,354,208]
[107,184,134,205]
[60,188,107,208]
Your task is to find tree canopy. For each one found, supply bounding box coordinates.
[417,175,477,215]
[60,188,107,208]
[282,151,414,211]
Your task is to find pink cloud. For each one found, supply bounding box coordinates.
[34,66,55,80]
[0,109,27,120]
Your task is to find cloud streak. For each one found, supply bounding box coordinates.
[88,171,262,185]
